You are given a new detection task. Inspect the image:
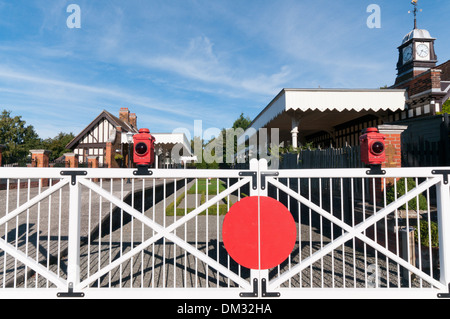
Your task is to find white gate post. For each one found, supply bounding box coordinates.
[248,159,260,293]
[67,176,82,290]
[437,180,450,287]
[258,159,269,296]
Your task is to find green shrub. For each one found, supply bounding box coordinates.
[415,220,439,248]
[385,178,428,211]
[437,98,450,115]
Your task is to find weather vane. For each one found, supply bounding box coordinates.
[408,0,422,29]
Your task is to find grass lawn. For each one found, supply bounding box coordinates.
[187,178,227,195]
[166,179,232,216]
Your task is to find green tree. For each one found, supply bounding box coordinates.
[232,113,251,130]
[42,132,75,161]
[221,114,252,168]
[0,110,41,164]
[193,113,252,169]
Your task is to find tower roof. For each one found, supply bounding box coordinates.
[402,28,434,44]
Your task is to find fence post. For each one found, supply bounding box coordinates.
[437,179,450,287]
[248,158,260,295]
[66,172,82,291]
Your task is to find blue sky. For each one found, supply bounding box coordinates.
[0,0,449,139]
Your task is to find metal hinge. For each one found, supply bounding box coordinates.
[438,283,450,298]
[239,278,281,298]
[133,165,153,176]
[240,278,258,298]
[57,282,85,298]
[60,171,88,185]
[365,164,386,176]
[261,278,280,298]
[432,170,450,185]
[260,171,279,190]
[239,171,257,190]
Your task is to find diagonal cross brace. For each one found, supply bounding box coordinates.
[0,179,69,228]
[267,177,446,290]
[76,178,252,290]
[0,237,67,290]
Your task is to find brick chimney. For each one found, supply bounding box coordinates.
[129,113,137,128]
[119,107,130,124]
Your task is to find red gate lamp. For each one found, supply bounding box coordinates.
[132,128,155,176]
[360,127,387,175]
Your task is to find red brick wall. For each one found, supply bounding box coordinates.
[394,69,442,97]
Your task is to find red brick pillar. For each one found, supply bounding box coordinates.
[64,153,79,168]
[0,144,4,166]
[105,142,113,169]
[30,150,51,167]
[87,156,99,182]
[87,156,99,168]
[379,125,407,169]
[379,125,412,259]
[374,125,408,202]
[30,150,51,186]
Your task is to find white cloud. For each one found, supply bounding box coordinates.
[123,35,292,97]
[0,65,194,117]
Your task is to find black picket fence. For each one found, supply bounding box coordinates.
[402,113,450,167]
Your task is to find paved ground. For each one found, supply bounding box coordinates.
[0,178,436,291]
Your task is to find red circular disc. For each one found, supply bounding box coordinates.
[222,196,297,270]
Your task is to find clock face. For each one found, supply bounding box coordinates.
[403,46,413,63]
[416,43,429,58]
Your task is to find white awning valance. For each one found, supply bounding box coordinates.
[152,133,192,156]
[240,88,407,143]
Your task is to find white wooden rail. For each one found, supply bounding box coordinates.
[0,160,449,298]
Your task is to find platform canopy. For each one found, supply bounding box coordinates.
[152,133,192,156]
[240,88,408,146]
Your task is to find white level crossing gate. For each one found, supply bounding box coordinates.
[0,159,450,299]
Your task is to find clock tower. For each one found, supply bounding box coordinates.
[394,2,438,85]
